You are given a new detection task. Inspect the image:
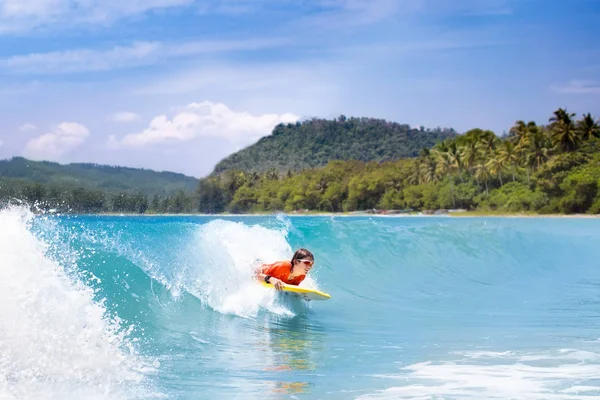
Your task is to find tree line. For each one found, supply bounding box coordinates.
[0,180,198,214]
[2,108,599,215]
[0,157,198,196]
[198,109,600,214]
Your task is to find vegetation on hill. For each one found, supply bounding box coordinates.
[212,116,457,174]
[198,109,600,215]
[0,157,198,213]
[2,109,598,215]
[0,157,198,195]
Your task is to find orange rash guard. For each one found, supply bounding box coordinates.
[261,260,305,286]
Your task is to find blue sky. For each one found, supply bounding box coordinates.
[0,0,598,177]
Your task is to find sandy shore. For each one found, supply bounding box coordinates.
[71,211,600,218]
[447,212,600,219]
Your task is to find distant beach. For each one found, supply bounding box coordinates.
[62,211,600,218]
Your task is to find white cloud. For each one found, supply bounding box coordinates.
[552,80,600,94]
[0,38,285,74]
[0,140,3,147]
[0,0,195,33]
[290,0,516,32]
[132,61,340,99]
[307,0,403,28]
[18,123,37,132]
[0,0,516,34]
[2,41,160,74]
[417,0,513,16]
[23,122,89,160]
[111,101,299,148]
[111,111,141,123]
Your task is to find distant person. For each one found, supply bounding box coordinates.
[256,248,315,290]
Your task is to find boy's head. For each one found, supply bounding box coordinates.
[291,248,314,275]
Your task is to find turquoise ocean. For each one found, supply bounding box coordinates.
[1,205,600,399]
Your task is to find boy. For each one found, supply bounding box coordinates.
[256,248,314,290]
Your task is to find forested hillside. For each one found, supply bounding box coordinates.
[0,157,199,213]
[213,116,456,174]
[0,157,198,195]
[3,109,598,215]
[198,109,600,215]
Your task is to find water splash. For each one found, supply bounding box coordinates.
[174,218,318,318]
[360,349,600,399]
[0,206,160,400]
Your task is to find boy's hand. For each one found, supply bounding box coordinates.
[269,277,285,291]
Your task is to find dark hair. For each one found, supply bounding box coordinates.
[291,248,314,265]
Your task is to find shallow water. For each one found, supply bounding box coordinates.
[1,207,599,399]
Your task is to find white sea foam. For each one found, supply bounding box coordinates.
[0,206,159,400]
[359,348,600,400]
[179,219,317,318]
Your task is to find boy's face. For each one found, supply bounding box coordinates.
[295,258,314,275]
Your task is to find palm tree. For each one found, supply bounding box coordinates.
[447,141,464,183]
[418,148,437,184]
[433,146,452,179]
[549,108,574,125]
[433,140,458,208]
[225,170,247,194]
[461,137,480,180]
[265,168,279,181]
[431,139,449,167]
[433,140,450,153]
[479,134,498,157]
[497,141,519,181]
[486,153,506,187]
[407,162,421,185]
[511,121,539,151]
[577,113,600,141]
[474,162,491,195]
[549,108,579,152]
[419,159,436,184]
[525,129,551,174]
[247,172,261,187]
[436,155,456,208]
[509,120,529,144]
[419,164,436,184]
[478,134,499,181]
[514,124,550,183]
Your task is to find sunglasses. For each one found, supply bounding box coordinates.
[297,259,314,266]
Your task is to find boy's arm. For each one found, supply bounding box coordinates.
[255,264,273,282]
[256,271,270,282]
[255,265,285,290]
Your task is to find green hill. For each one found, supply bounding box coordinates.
[212,116,457,174]
[199,109,600,215]
[0,157,198,196]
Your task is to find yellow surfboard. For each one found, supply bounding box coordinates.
[260,281,331,301]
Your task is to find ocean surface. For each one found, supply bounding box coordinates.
[1,206,600,400]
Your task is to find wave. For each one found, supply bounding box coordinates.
[173,218,322,318]
[0,208,324,399]
[358,348,600,399]
[0,206,161,400]
[4,208,599,399]
[63,215,322,319]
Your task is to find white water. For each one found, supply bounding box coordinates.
[359,348,600,399]
[177,219,318,318]
[0,207,159,400]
